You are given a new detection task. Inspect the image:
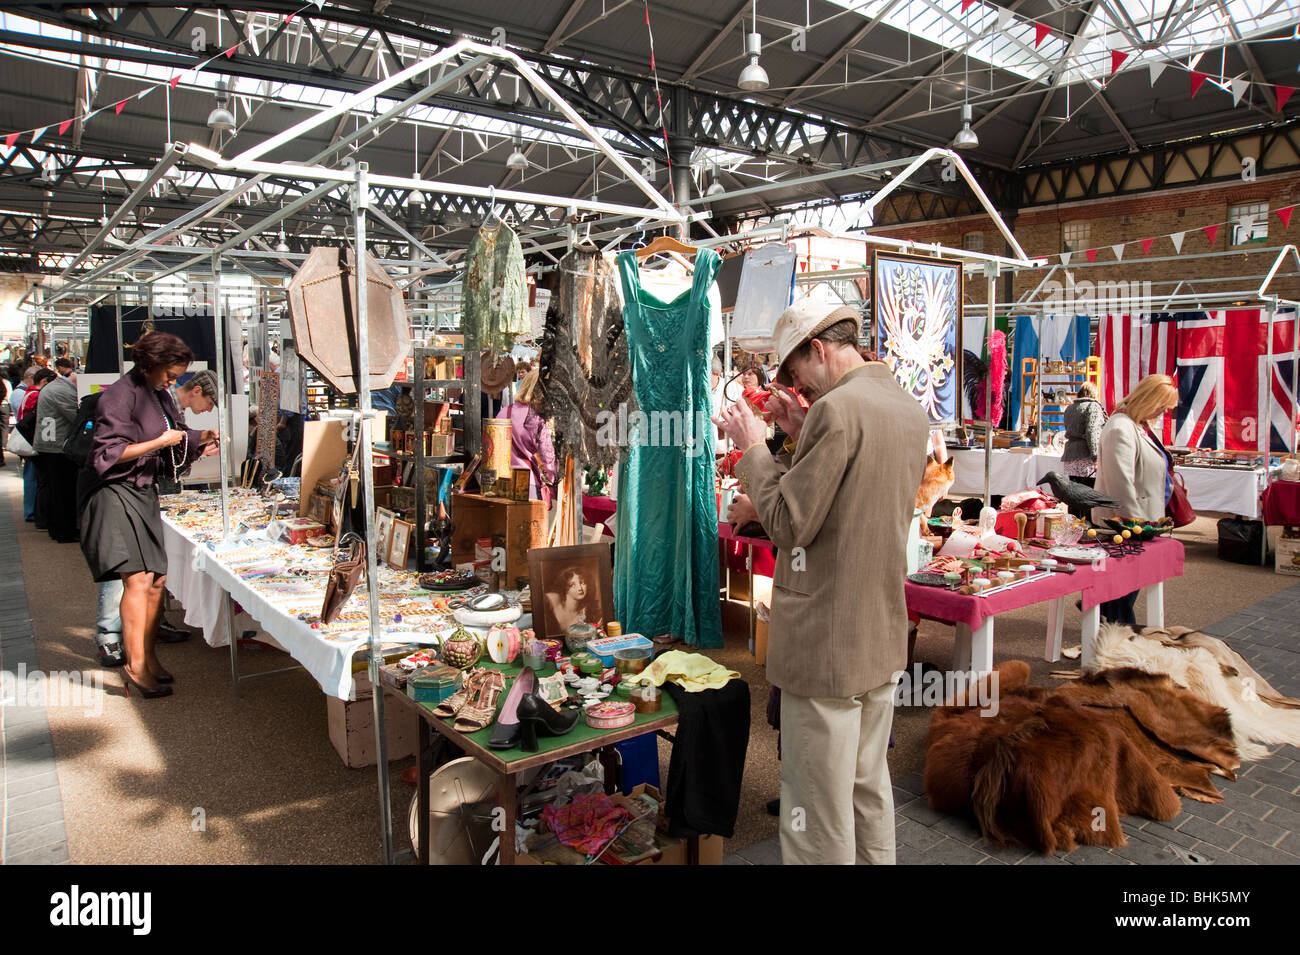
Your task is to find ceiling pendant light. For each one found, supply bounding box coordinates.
[738,2,768,92]
[505,128,529,172]
[321,222,336,237]
[207,80,236,133]
[953,103,979,150]
[276,225,290,253]
[706,162,726,198]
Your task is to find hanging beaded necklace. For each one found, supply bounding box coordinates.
[157,393,188,482]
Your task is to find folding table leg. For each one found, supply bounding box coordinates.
[1139,582,1165,629]
[969,618,994,675]
[1081,606,1101,670]
[953,623,973,672]
[1044,597,1066,662]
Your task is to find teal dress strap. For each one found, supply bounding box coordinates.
[690,248,722,308]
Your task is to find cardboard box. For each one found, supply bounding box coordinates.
[1276,534,1300,577]
[326,674,416,768]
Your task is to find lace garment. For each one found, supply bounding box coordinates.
[538,248,637,470]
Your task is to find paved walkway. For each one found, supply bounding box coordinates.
[726,579,1300,865]
[0,465,70,864]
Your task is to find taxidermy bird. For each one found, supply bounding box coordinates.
[1038,470,1119,513]
[962,330,1008,426]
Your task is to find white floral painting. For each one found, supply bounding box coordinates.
[872,251,962,423]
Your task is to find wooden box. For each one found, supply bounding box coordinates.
[451,493,546,587]
[325,674,416,769]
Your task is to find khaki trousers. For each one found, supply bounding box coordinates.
[779,680,897,865]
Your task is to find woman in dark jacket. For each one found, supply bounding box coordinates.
[1062,381,1106,483]
[78,332,217,698]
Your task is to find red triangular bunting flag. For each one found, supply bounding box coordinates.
[3,132,18,149]
[1204,224,1219,245]
[1141,237,1154,256]
[1277,85,1296,111]
[961,0,976,11]
[285,13,295,22]
[224,44,238,59]
[170,74,181,89]
[58,119,72,136]
[1085,248,1097,263]
[1191,71,1209,97]
[1278,206,1295,228]
[1110,50,1128,76]
[1035,23,1051,48]
[114,98,128,115]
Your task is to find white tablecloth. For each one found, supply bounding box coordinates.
[161,516,368,699]
[1174,466,1265,519]
[949,448,1264,518]
[950,448,1062,498]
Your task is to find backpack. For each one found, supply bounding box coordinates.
[63,392,101,466]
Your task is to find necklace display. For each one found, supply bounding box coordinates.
[159,404,188,481]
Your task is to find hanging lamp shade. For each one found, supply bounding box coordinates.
[286,246,411,394]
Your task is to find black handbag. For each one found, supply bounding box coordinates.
[16,408,36,443]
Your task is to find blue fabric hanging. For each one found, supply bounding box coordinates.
[1008,315,1091,430]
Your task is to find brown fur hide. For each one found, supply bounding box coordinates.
[924,662,1241,855]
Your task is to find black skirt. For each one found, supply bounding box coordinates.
[79,482,168,583]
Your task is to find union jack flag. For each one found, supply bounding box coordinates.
[1099,313,1177,443]
[1174,310,1298,452]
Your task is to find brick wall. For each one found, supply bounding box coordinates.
[870,173,1300,308]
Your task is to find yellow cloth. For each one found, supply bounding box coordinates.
[626,650,740,692]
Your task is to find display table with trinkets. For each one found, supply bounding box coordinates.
[157,488,489,699]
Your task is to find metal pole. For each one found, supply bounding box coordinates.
[355,163,395,865]
[1266,301,1275,456]
[213,253,232,540]
[984,265,997,508]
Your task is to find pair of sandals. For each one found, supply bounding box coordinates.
[433,667,506,733]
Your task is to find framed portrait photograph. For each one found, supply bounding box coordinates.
[527,542,615,641]
[374,508,395,565]
[387,518,414,570]
[871,249,963,425]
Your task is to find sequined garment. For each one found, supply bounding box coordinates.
[462,221,528,355]
[612,249,722,649]
[538,248,637,469]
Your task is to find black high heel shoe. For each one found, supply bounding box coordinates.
[123,669,173,699]
[488,668,535,750]
[488,667,581,752]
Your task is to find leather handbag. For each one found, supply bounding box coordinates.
[321,534,366,624]
[1166,471,1196,528]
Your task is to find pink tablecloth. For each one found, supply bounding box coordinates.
[906,537,1185,629]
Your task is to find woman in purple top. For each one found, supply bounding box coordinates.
[78,332,217,698]
[495,366,556,505]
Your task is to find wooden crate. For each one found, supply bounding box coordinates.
[450,493,546,587]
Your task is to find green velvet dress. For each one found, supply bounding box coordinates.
[613,249,723,649]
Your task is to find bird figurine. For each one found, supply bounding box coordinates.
[1037,470,1119,519]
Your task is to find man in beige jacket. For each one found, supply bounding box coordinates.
[714,300,928,864]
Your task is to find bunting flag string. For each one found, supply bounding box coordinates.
[1054,203,1296,266]
[0,3,317,149]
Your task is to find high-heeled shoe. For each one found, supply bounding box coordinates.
[453,670,505,733]
[517,690,579,741]
[123,669,173,699]
[488,667,536,750]
[148,664,174,684]
[433,667,488,718]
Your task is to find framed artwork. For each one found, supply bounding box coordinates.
[374,508,396,566]
[527,542,615,641]
[871,250,963,425]
[453,454,481,493]
[387,519,414,570]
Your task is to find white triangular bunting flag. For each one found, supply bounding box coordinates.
[1112,243,1124,261]
[136,88,152,100]
[997,8,1013,30]
[1060,251,1072,266]
[30,126,47,144]
[1231,77,1249,105]
[312,0,324,8]
[1149,61,1168,86]
[1170,231,1185,253]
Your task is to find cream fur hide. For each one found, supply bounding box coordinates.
[1089,623,1300,762]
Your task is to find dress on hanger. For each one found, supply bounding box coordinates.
[462,221,528,354]
[539,247,637,471]
[613,248,723,649]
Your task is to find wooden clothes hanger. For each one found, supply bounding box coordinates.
[634,234,698,260]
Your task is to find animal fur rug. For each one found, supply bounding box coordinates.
[925,661,1241,855]
[1085,623,1300,762]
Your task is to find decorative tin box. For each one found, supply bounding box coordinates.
[405,665,463,704]
[586,635,654,668]
[585,700,636,729]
